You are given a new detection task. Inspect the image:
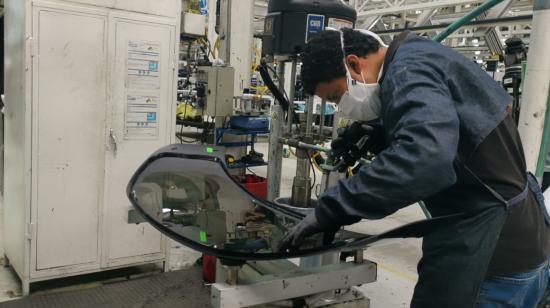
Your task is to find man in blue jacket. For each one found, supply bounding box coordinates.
[280,28,550,307]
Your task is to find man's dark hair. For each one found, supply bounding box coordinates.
[300,28,382,95]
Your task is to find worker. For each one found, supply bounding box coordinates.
[279,28,550,307]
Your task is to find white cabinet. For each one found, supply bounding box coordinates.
[4,0,180,294]
[103,18,175,265]
[33,8,107,271]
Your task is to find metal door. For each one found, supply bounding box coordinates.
[33,8,107,270]
[103,18,176,263]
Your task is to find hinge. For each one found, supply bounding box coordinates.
[26,223,34,241]
[172,53,177,71]
[27,36,37,58]
[25,36,35,71]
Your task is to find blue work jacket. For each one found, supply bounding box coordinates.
[316,32,528,307]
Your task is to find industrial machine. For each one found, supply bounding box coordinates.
[206,0,375,306]
[196,66,236,117]
[262,0,356,56]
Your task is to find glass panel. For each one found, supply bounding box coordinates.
[129,156,330,255]
[127,146,463,260]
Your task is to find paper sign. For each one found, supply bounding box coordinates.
[124,94,160,139]
[127,40,161,90]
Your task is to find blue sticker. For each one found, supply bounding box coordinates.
[149,61,159,72]
[306,14,325,43]
[147,113,157,121]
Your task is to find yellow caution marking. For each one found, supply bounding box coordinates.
[377,263,418,282]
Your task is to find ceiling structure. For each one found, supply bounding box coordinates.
[0,1,530,60]
[254,0,533,60]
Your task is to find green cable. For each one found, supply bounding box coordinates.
[418,201,432,219]
[535,87,550,179]
[433,0,504,42]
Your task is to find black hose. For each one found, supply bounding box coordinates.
[258,62,290,112]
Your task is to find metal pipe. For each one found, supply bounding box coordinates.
[286,60,297,134]
[226,266,239,285]
[319,99,327,138]
[267,105,284,201]
[374,15,532,35]
[433,0,505,42]
[299,95,322,267]
[279,138,331,153]
[321,113,343,193]
[290,96,315,208]
[305,96,314,138]
[276,60,286,115]
[517,0,550,173]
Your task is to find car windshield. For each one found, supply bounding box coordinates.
[127,144,462,261]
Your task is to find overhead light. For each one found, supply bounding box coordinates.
[475,51,481,55]
[476,59,483,64]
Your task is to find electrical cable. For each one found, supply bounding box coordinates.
[259,63,289,111]
[213,37,220,59]
[246,167,258,176]
[258,61,301,130]
[306,151,317,192]
[288,146,297,157]
[204,37,213,59]
[311,151,325,173]
[265,64,290,101]
[179,120,186,144]
[198,37,213,61]
[186,40,192,59]
[311,169,316,191]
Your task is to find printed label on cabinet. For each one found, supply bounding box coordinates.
[127,40,161,90]
[124,94,159,139]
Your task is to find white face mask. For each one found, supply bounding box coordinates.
[337,29,387,122]
[339,72,382,122]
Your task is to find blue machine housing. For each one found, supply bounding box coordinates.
[229,116,270,131]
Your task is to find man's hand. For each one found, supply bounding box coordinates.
[330,121,386,171]
[278,211,338,252]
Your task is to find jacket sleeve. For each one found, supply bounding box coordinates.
[316,59,460,226]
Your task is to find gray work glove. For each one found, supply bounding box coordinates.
[278,211,339,252]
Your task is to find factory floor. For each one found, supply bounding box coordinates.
[0,141,423,308]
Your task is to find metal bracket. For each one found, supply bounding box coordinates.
[109,128,118,156]
[211,261,376,308]
[25,223,34,241]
